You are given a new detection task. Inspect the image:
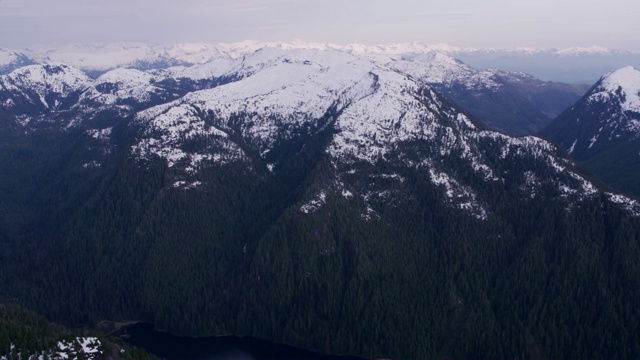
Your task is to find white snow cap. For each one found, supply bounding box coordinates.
[601,66,640,112]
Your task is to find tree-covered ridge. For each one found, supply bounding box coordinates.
[0,115,639,358]
[0,304,74,358]
[0,304,157,360]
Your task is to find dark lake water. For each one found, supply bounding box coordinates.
[117,323,368,360]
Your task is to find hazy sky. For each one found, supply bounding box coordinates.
[1,0,638,51]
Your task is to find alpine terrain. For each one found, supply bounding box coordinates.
[1,42,589,136]
[390,51,588,135]
[540,66,640,197]
[1,44,640,359]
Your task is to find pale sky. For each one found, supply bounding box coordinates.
[1,0,638,51]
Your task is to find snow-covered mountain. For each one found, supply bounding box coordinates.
[391,52,499,89]
[542,66,640,158]
[0,44,584,135]
[0,41,623,132]
[5,41,639,83]
[599,66,640,114]
[0,48,36,75]
[391,52,588,134]
[20,43,225,75]
[0,60,239,128]
[0,64,91,124]
[1,46,632,217]
[540,66,640,196]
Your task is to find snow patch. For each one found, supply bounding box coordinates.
[300,191,327,214]
[429,168,487,220]
[54,337,102,360]
[76,337,101,355]
[173,180,202,189]
[521,171,540,198]
[82,161,101,169]
[87,127,112,140]
[607,193,640,216]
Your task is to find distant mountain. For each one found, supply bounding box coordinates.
[6,41,639,84]
[391,52,588,135]
[2,46,640,359]
[0,63,91,125]
[453,47,640,84]
[0,48,36,75]
[18,43,225,75]
[540,66,640,196]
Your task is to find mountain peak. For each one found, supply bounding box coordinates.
[8,63,91,87]
[540,66,640,196]
[602,65,640,86]
[599,66,640,112]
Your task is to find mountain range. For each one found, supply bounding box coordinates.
[1,44,640,359]
[3,41,638,83]
[0,42,590,136]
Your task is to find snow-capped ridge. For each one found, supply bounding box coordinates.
[127,46,621,219]
[162,56,237,81]
[0,63,91,112]
[133,48,382,173]
[0,48,19,66]
[390,51,501,90]
[4,63,91,91]
[556,46,611,56]
[22,42,226,73]
[79,67,164,109]
[0,48,33,73]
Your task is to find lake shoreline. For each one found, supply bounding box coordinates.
[115,322,370,360]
